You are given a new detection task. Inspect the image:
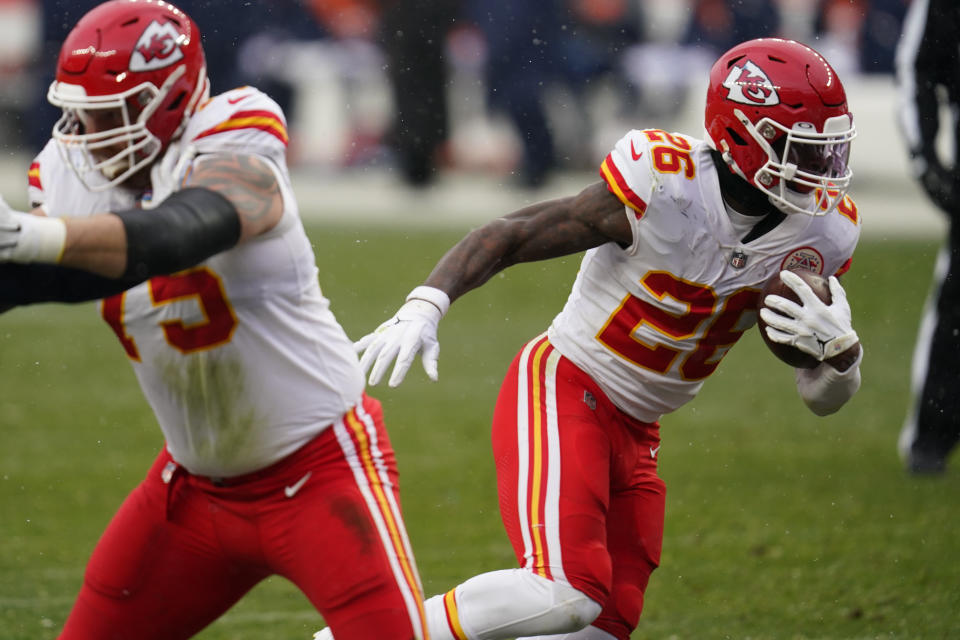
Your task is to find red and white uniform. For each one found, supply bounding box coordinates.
[482,129,860,640]
[30,88,426,640]
[551,128,860,422]
[34,88,364,476]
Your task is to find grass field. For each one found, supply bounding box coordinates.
[1,225,958,640]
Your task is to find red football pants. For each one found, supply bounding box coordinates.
[59,394,426,640]
[492,335,666,640]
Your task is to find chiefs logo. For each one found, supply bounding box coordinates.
[781,247,824,274]
[129,20,185,72]
[721,60,779,106]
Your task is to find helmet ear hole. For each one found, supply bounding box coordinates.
[726,127,748,146]
[167,91,186,112]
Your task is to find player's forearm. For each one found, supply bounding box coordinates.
[796,347,863,416]
[423,218,524,302]
[26,188,240,282]
[61,215,128,278]
[423,195,603,302]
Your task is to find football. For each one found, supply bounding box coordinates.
[756,268,832,369]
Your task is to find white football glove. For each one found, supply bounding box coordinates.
[0,195,67,264]
[355,286,451,387]
[759,270,859,362]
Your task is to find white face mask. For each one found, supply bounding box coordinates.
[46,68,190,191]
[743,112,857,216]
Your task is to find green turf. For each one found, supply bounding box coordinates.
[1,226,957,639]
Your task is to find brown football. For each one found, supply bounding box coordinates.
[756,268,832,369]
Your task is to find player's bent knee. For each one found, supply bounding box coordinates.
[522,572,602,633]
[547,579,603,630]
[449,569,602,638]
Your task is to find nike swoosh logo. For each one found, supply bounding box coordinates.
[227,93,252,105]
[630,140,644,161]
[649,445,661,459]
[284,471,312,498]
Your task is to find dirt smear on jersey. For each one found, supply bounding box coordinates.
[159,351,260,465]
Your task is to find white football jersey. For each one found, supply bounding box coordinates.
[547,129,861,422]
[29,87,365,477]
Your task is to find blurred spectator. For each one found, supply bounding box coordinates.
[618,0,779,127]
[811,0,908,75]
[308,0,379,40]
[25,0,103,153]
[466,0,638,188]
[376,0,460,187]
[24,0,323,154]
[812,0,866,77]
[190,0,325,114]
[0,0,41,151]
[859,0,909,73]
[683,0,781,55]
[466,0,563,188]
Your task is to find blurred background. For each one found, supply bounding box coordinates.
[0,0,943,237]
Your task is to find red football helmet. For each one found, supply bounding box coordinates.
[705,38,856,216]
[47,0,209,190]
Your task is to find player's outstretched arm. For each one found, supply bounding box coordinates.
[0,187,241,308]
[59,152,283,277]
[356,181,632,387]
[1,187,240,281]
[0,152,282,300]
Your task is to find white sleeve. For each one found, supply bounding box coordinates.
[795,348,863,416]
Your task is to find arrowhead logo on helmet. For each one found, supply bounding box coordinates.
[130,21,185,71]
[721,60,780,106]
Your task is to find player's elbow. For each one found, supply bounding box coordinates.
[796,351,863,417]
[802,388,856,417]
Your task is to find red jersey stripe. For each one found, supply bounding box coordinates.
[600,154,647,218]
[835,257,853,277]
[28,162,42,190]
[194,110,289,146]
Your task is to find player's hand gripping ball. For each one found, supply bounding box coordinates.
[756,268,831,369]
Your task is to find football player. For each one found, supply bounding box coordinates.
[0,1,426,638]
[326,38,864,640]
[895,0,960,475]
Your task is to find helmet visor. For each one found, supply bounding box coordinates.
[777,134,852,193]
[787,137,850,179]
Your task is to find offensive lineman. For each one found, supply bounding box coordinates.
[320,38,864,640]
[0,1,426,638]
